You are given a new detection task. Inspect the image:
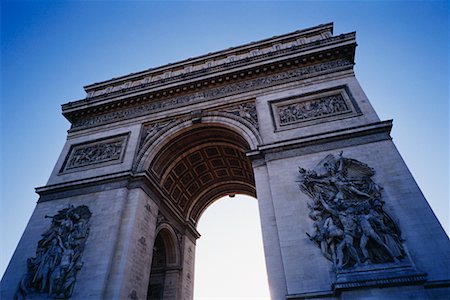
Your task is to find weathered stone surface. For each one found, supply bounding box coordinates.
[16,205,92,299]
[2,23,449,300]
[299,152,406,269]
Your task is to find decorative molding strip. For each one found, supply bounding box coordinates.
[71,58,352,130]
[61,133,129,173]
[286,290,335,299]
[424,280,450,288]
[334,271,427,290]
[271,85,360,131]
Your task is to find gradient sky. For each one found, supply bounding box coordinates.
[1,1,448,298]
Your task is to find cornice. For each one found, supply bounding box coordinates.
[36,171,133,201]
[82,23,335,92]
[35,170,200,239]
[247,120,393,162]
[66,31,354,107]
[62,31,356,128]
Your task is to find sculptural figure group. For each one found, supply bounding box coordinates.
[68,141,123,169]
[299,153,405,269]
[16,205,91,299]
[279,94,349,126]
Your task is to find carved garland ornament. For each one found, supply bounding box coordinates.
[298,153,405,270]
[16,205,92,299]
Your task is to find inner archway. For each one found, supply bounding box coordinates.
[146,122,262,299]
[147,227,180,300]
[149,123,257,225]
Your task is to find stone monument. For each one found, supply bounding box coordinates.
[1,23,449,299]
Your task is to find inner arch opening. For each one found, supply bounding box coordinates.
[147,123,266,299]
[150,124,256,224]
[147,228,179,300]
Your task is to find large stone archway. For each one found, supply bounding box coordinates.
[142,121,260,299]
[2,23,449,300]
[129,109,265,299]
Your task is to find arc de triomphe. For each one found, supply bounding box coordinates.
[1,23,449,299]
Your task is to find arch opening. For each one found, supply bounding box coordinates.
[193,195,270,299]
[146,123,263,299]
[149,124,257,224]
[147,228,180,300]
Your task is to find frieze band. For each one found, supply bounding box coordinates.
[71,58,352,130]
[85,28,344,99]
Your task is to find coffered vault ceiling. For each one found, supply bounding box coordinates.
[151,125,256,223]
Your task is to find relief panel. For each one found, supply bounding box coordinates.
[270,85,361,131]
[60,133,129,173]
[72,59,352,129]
[16,205,92,299]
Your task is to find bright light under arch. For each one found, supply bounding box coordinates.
[194,195,270,300]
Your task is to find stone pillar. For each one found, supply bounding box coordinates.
[251,158,288,300]
[179,235,196,300]
[105,188,159,300]
[1,187,130,299]
[256,139,450,298]
[162,270,179,299]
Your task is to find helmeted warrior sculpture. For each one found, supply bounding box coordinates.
[15,205,91,299]
[299,152,405,269]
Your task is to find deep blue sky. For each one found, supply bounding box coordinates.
[1,1,448,294]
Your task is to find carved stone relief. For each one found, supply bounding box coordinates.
[278,94,350,125]
[72,58,352,130]
[272,86,359,131]
[16,205,92,299]
[222,102,258,129]
[156,213,167,227]
[136,100,258,155]
[298,152,405,270]
[61,134,129,173]
[139,120,175,149]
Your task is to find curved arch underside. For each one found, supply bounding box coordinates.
[150,125,256,224]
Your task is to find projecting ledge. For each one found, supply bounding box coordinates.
[333,263,427,291]
[286,290,335,299]
[246,120,393,165]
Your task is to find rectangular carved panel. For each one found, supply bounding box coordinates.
[61,133,129,173]
[271,85,361,131]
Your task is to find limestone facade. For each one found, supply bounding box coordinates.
[1,23,449,299]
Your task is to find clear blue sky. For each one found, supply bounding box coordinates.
[1,1,448,298]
